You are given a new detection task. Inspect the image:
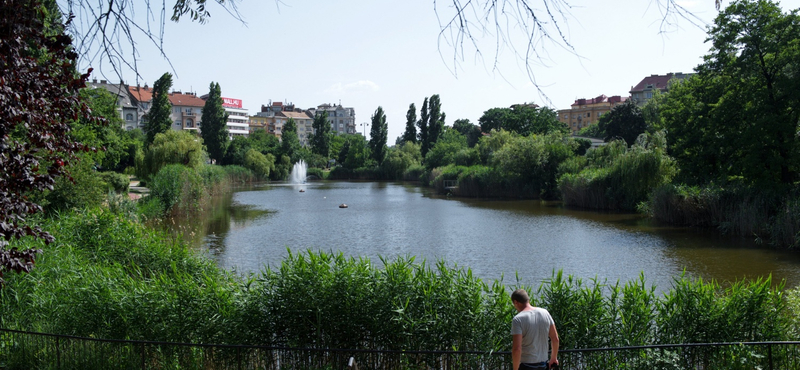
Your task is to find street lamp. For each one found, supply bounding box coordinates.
[360,122,369,136]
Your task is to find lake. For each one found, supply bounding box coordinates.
[172,181,800,292]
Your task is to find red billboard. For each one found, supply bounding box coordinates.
[222,97,242,109]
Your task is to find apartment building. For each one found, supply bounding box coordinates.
[557,95,627,134]
[308,103,356,135]
[222,97,249,138]
[86,79,139,130]
[630,72,693,106]
[128,85,205,133]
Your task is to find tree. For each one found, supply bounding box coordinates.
[281,118,301,162]
[663,0,800,187]
[597,99,647,146]
[452,119,482,148]
[369,106,388,165]
[427,94,445,151]
[138,130,205,179]
[418,97,430,157]
[144,72,173,144]
[402,103,417,144]
[310,111,332,158]
[479,105,566,136]
[0,0,101,285]
[200,81,229,164]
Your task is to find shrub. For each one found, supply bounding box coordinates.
[99,171,130,193]
[137,130,205,180]
[149,164,205,214]
[243,149,274,179]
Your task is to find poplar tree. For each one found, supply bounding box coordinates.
[369,106,388,164]
[402,103,417,144]
[200,81,229,164]
[281,118,301,161]
[310,111,332,158]
[417,97,429,157]
[144,72,173,144]
[427,94,445,149]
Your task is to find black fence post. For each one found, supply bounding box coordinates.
[768,343,773,370]
[56,336,60,370]
[141,342,146,370]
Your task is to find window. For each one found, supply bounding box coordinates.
[598,112,603,118]
[646,92,653,99]
[126,113,133,121]
[185,108,192,113]
[186,119,194,128]
[175,120,181,126]
[586,113,591,117]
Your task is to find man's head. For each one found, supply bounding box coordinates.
[511,289,529,312]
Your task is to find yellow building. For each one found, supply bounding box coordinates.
[557,95,627,134]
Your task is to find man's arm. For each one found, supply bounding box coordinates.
[548,323,560,366]
[512,333,522,370]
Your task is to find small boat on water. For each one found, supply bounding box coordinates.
[299,189,305,192]
[339,204,348,208]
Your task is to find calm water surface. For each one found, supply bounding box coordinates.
[176,181,800,291]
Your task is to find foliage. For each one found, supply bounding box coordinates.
[479,105,567,136]
[381,142,423,180]
[402,103,417,144]
[0,0,99,283]
[424,128,468,170]
[310,111,332,158]
[661,0,800,188]
[597,99,647,147]
[647,184,800,247]
[490,132,577,199]
[243,149,274,179]
[40,154,106,212]
[77,88,130,170]
[150,164,206,214]
[138,130,205,180]
[200,82,229,164]
[222,135,249,166]
[572,137,592,156]
[475,129,518,165]
[426,94,445,152]
[418,97,430,157]
[144,72,173,144]
[369,106,389,164]
[559,132,677,210]
[339,134,372,170]
[453,118,482,147]
[576,123,603,139]
[99,171,130,193]
[280,118,300,161]
[247,128,280,155]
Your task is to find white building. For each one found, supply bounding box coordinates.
[222,97,249,138]
[308,103,356,135]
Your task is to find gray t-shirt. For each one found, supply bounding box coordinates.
[510,307,554,364]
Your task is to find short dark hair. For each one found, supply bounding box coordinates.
[511,289,529,304]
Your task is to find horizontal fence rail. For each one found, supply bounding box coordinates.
[1,328,800,369]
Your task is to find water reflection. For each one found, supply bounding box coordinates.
[168,181,800,291]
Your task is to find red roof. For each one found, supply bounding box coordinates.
[127,86,204,107]
[570,94,627,107]
[631,74,677,93]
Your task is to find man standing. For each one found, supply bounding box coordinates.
[511,289,559,370]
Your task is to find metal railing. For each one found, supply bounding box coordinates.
[1,328,799,369]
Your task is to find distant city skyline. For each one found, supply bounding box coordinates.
[76,0,800,141]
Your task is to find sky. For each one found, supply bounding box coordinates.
[79,0,800,141]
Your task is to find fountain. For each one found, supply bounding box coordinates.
[289,160,308,185]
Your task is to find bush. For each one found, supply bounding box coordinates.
[306,167,324,180]
[243,149,274,179]
[149,164,205,214]
[559,132,676,210]
[99,172,130,193]
[41,154,106,212]
[137,130,205,180]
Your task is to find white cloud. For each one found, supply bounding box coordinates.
[323,80,380,94]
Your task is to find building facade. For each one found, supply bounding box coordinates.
[221,97,249,138]
[279,111,314,146]
[557,95,627,134]
[128,85,205,133]
[308,103,356,135]
[87,79,139,130]
[629,72,693,106]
